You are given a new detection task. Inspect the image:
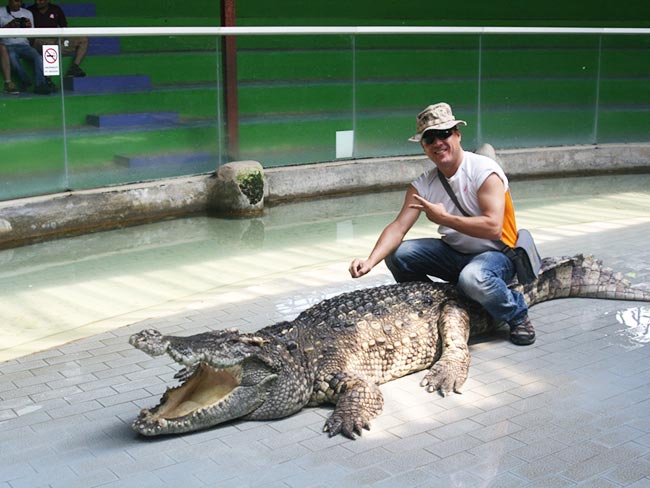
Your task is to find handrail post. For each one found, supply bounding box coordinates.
[221,0,239,161]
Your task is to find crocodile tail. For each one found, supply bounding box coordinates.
[521,254,650,307]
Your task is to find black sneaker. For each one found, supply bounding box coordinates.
[65,63,86,78]
[33,83,52,95]
[4,81,19,95]
[510,317,536,346]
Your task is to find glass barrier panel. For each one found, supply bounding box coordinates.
[0,44,67,201]
[63,35,223,190]
[236,35,354,166]
[480,34,601,149]
[2,30,650,204]
[354,34,481,158]
[597,35,650,144]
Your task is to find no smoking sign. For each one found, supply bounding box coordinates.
[42,45,60,76]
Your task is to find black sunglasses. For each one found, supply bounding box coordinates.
[421,128,455,145]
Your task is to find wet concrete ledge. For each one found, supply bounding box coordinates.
[1,143,649,249]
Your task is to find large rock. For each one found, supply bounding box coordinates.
[475,143,503,166]
[207,161,266,217]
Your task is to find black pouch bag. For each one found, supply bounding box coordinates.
[502,229,542,284]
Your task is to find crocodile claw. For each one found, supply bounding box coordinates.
[323,413,370,440]
[420,359,467,397]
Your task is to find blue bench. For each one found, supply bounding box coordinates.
[59,3,96,17]
[87,112,179,128]
[114,152,215,168]
[64,74,151,93]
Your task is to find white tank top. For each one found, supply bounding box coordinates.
[411,151,511,254]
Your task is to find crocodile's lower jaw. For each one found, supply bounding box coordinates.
[133,363,241,435]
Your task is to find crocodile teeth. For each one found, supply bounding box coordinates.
[182,355,196,366]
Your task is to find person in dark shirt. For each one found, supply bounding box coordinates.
[28,0,88,77]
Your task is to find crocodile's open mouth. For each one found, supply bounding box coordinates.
[133,361,276,436]
[155,364,240,418]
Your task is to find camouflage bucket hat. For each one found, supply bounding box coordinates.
[409,102,467,142]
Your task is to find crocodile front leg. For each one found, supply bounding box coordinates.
[322,375,384,439]
[420,300,470,396]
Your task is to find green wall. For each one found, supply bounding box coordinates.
[56,0,650,26]
[235,0,650,26]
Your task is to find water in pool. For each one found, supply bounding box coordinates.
[2,173,650,361]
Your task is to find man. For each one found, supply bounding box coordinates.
[349,102,535,345]
[0,0,49,94]
[28,0,88,77]
[1,42,19,93]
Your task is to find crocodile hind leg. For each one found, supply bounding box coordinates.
[322,376,384,439]
[420,300,471,396]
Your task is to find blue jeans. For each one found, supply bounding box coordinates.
[7,43,45,86]
[385,238,528,326]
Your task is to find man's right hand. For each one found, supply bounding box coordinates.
[349,258,372,278]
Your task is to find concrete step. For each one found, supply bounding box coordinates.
[86,112,179,128]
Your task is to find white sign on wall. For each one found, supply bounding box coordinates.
[42,44,60,76]
[336,130,354,159]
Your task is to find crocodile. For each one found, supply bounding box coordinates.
[129,254,650,438]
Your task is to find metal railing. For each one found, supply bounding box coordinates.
[3,26,650,38]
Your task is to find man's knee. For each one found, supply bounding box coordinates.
[457,264,489,301]
[384,250,397,271]
[457,270,477,297]
[386,240,418,268]
[385,242,419,281]
[384,245,409,274]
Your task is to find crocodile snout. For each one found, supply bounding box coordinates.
[129,329,170,357]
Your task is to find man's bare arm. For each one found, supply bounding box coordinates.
[349,186,422,278]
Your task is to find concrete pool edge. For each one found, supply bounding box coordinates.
[1,142,649,248]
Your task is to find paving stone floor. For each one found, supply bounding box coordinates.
[2,176,650,487]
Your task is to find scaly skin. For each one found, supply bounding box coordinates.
[130,254,650,439]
